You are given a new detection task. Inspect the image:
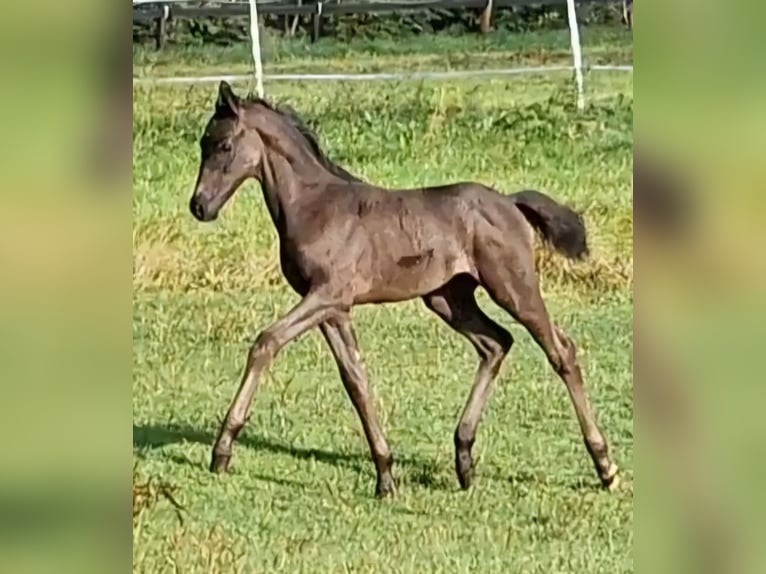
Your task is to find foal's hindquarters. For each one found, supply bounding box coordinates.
[447,203,619,491]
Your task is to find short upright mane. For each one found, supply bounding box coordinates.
[245,95,363,184]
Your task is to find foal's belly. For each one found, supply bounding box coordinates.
[353,247,474,304]
[349,213,474,303]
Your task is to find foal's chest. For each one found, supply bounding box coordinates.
[278,242,311,296]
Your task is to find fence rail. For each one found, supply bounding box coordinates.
[133,64,632,86]
[133,0,625,48]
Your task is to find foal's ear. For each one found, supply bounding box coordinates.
[215,81,241,118]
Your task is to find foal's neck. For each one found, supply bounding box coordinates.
[253,123,340,232]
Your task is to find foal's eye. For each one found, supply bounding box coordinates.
[220,141,233,153]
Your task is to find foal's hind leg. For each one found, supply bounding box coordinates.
[551,323,619,489]
[423,277,513,489]
[320,316,395,498]
[477,248,618,489]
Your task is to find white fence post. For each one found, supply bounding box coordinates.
[565,0,585,110]
[249,0,265,98]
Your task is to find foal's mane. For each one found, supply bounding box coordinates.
[245,95,363,184]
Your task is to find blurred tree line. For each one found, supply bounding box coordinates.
[132,2,627,47]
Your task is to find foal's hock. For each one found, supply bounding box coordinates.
[188,81,619,497]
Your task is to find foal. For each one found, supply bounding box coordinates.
[189,81,619,497]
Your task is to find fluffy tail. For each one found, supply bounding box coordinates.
[510,189,589,260]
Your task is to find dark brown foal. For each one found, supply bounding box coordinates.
[189,81,618,497]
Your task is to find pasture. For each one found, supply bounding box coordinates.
[133,27,633,573]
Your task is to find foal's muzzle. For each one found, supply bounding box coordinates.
[189,194,218,222]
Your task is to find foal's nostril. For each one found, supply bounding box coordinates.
[190,196,206,221]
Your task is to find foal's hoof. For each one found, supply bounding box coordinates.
[209,452,231,474]
[600,463,620,491]
[375,474,396,498]
[456,451,475,490]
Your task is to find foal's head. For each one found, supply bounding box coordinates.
[189,81,360,222]
[189,81,270,222]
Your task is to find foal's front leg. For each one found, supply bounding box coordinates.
[320,317,395,497]
[210,292,342,473]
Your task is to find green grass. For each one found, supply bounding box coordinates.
[133,29,633,573]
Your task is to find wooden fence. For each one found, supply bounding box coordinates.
[133,0,626,49]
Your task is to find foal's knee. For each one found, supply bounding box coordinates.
[249,330,280,364]
[478,330,513,364]
[548,328,578,376]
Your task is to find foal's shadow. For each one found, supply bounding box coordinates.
[133,422,372,472]
[133,425,607,493]
[133,422,445,490]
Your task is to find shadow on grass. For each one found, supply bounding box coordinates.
[133,424,609,493]
[133,422,432,478]
[133,423,367,469]
[159,451,340,492]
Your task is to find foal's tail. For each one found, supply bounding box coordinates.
[509,189,589,260]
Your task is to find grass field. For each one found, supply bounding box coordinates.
[133,27,633,573]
